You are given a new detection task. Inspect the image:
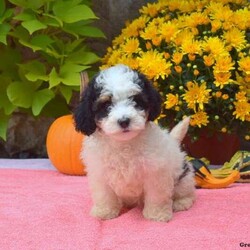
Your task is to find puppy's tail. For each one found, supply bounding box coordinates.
[170,117,190,142]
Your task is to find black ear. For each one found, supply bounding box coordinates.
[137,73,162,121]
[73,77,98,136]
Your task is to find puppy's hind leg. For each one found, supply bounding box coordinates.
[173,163,196,212]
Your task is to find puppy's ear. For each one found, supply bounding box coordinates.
[73,77,97,136]
[138,73,162,121]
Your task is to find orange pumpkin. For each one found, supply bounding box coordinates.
[46,114,86,175]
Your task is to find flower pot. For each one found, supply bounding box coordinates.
[183,132,240,165]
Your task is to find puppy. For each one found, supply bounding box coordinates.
[74,64,195,222]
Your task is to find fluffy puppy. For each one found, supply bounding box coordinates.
[74,64,195,222]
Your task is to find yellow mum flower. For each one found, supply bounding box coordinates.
[173,29,194,46]
[238,56,250,74]
[203,54,215,66]
[105,49,123,66]
[182,81,211,111]
[160,21,179,43]
[232,8,250,30]
[140,22,159,41]
[211,20,221,33]
[202,37,228,58]
[233,101,250,121]
[208,2,233,22]
[235,91,248,102]
[223,27,246,51]
[122,16,149,38]
[165,93,179,109]
[121,38,141,55]
[119,55,139,70]
[138,50,172,80]
[172,52,183,64]
[184,12,210,28]
[213,56,235,73]
[140,2,161,17]
[181,39,201,55]
[190,111,209,128]
[214,72,232,88]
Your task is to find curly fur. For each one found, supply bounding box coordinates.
[74,64,195,222]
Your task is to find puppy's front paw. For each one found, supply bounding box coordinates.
[173,196,195,212]
[91,205,120,220]
[143,205,173,222]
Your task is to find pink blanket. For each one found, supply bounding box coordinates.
[0,169,249,250]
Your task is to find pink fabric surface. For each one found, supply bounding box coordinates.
[0,169,249,250]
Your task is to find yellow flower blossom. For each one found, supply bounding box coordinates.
[138,50,172,80]
[203,54,215,66]
[214,72,232,88]
[172,52,183,64]
[208,2,233,22]
[181,39,201,55]
[121,38,141,55]
[119,55,139,70]
[140,21,159,41]
[202,37,228,58]
[213,56,235,73]
[235,91,248,102]
[165,93,179,109]
[211,20,221,33]
[140,2,162,17]
[238,56,250,74]
[233,8,250,30]
[190,111,209,128]
[173,29,194,46]
[233,101,250,121]
[223,27,247,51]
[160,21,179,43]
[182,81,211,111]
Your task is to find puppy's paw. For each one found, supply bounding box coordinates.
[143,205,173,222]
[91,205,120,220]
[173,196,195,212]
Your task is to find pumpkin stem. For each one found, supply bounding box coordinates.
[80,71,89,97]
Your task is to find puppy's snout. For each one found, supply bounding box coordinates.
[118,117,130,129]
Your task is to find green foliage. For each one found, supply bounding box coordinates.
[0,0,104,140]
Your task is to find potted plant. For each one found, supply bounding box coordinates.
[101,0,250,164]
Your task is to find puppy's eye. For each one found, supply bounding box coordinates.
[131,94,148,110]
[97,100,112,112]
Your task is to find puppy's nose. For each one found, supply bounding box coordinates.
[118,117,130,129]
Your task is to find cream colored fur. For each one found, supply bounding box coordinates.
[81,119,195,222]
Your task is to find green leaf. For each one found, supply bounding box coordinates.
[30,34,54,51]
[20,61,48,82]
[42,13,63,27]
[7,81,36,108]
[0,76,16,115]
[32,89,55,116]
[0,23,11,45]
[0,8,13,23]
[60,85,73,103]
[9,0,48,9]
[49,68,61,88]
[0,0,5,17]
[59,62,90,86]
[13,11,35,21]
[53,2,97,24]
[22,19,47,34]
[0,112,9,140]
[76,26,105,38]
[69,50,100,65]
